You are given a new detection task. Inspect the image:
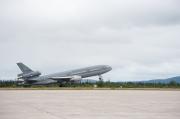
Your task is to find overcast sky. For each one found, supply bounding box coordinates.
[0,0,180,81]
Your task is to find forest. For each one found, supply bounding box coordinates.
[0,80,180,88]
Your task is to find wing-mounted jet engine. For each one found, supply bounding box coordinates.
[49,75,82,83]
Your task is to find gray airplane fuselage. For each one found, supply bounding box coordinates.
[25,65,112,85]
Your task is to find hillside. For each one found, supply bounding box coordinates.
[146,76,180,84]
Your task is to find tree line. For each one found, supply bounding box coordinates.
[0,80,180,88]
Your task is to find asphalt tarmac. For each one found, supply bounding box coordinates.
[0,90,180,119]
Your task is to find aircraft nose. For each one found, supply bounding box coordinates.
[106,65,112,71]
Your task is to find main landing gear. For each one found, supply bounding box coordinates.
[98,75,103,82]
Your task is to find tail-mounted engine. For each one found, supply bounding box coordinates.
[17,71,41,79]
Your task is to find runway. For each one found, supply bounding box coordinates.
[0,90,180,119]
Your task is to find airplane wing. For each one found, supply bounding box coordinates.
[48,75,82,81]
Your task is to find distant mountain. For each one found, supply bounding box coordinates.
[81,76,180,84]
[145,76,180,84]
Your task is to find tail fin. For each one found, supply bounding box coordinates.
[17,62,33,73]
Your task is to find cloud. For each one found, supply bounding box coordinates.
[0,0,180,81]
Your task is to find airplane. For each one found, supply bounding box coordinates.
[16,62,112,85]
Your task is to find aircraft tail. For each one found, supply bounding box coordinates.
[17,62,33,73]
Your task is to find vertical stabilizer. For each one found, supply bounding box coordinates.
[17,62,33,73]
